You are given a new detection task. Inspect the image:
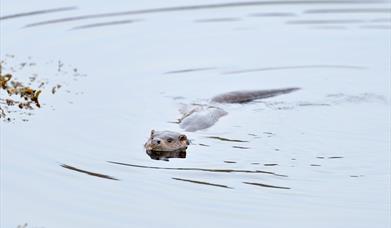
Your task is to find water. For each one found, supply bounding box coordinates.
[1,0,390,227]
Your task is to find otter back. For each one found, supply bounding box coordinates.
[211,88,300,104]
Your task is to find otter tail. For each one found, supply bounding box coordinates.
[211,87,300,104]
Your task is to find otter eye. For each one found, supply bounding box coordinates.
[167,138,173,143]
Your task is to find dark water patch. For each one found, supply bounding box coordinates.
[310,164,321,166]
[16,223,28,228]
[243,181,290,189]
[171,96,186,100]
[264,163,278,166]
[309,25,348,30]
[224,65,366,74]
[326,93,387,103]
[287,19,365,24]
[165,67,216,74]
[249,12,297,17]
[248,133,257,136]
[23,1,385,27]
[0,6,77,21]
[233,26,254,31]
[224,160,237,163]
[168,120,180,124]
[206,136,249,142]
[317,156,326,159]
[298,102,332,106]
[370,18,391,22]
[198,143,210,147]
[195,17,241,23]
[71,19,141,30]
[232,145,250,149]
[328,156,344,159]
[360,25,391,29]
[60,164,119,180]
[108,161,288,177]
[304,8,391,14]
[146,150,186,161]
[172,177,233,189]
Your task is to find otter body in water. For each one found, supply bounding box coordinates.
[210,88,299,104]
[178,88,299,132]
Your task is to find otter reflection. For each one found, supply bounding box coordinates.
[146,150,186,161]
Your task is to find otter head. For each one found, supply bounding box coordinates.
[144,130,189,152]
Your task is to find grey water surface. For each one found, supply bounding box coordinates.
[1,0,390,227]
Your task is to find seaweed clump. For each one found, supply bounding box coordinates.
[0,63,42,120]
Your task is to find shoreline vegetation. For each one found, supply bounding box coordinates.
[0,63,41,121]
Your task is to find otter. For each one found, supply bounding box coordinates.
[144,88,299,154]
[144,130,189,152]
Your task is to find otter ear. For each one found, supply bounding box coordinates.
[179,134,189,145]
[178,134,187,141]
[150,130,155,137]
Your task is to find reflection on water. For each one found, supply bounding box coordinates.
[23,0,385,28]
[243,182,291,190]
[304,8,391,14]
[71,19,141,30]
[328,156,344,159]
[172,177,233,189]
[206,136,249,142]
[198,143,210,147]
[360,24,391,29]
[108,161,288,177]
[2,0,390,227]
[60,164,119,181]
[223,65,366,74]
[232,146,250,149]
[146,150,187,161]
[224,160,237,163]
[287,19,366,24]
[165,67,216,74]
[370,18,391,22]
[195,18,241,23]
[0,6,77,21]
[249,12,297,17]
[264,163,279,166]
[309,25,348,30]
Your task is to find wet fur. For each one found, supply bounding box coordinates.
[144,130,189,152]
[211,88,300,104]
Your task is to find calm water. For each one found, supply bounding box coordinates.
[1,0,390,227]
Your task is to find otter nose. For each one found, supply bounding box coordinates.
[153,139,161,145]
